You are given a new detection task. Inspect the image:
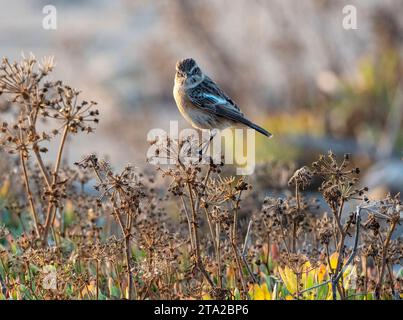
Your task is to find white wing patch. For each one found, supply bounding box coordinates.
[202,93,228,105]
[202,93,241,114]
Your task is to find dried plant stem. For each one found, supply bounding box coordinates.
[375,217,398,299]
[42,125,69,245]
[198,168,215,251]
[325,245,332,273]
[19,149,40,237]
[364,256,368,297]
[230,239,246,295]
[215,223,222,288]
[296,272,301,299]
[96,260,99,300]
[180,196,195,250]
[386,264,396,298]
[292,183,300,252]
[26,100,52,189]
[124,233,133,299]
[332,199,346,300]
[186,182,214,288]
[203,208,216,253]
[277,211,291,256]
[32,146,51,189]
[230,195,247,296]
[114,188,134,300]
[240,249,257,284]
[91,165,134,300]
[53,125,69,181]
[333,205,361,299]
[42,205,54,245]
[241,220,258,283]
[299,278,331,295]
[335,200,346,250]
[113,263,124,299]
[301,206,361,298]
[17,113,41,237]
[265,234,271,274]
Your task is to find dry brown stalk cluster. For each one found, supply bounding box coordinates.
[0,56,401,300]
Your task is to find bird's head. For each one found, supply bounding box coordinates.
[175,58,204,87]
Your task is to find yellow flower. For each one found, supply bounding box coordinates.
[0,179,9,198]
[81,281,97,298]
[318,264,327,283]
[202,293,212,300]
[277,265,297,294]
[248,283,271,300]
[328,252,339,272]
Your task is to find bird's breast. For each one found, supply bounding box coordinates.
[173,83,188,113]
[173,84,207,129]
[173,83,232,130]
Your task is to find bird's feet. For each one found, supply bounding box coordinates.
[197,129,217,158]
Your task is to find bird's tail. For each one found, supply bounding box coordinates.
[244,119,273,138]
[213,106,273,138]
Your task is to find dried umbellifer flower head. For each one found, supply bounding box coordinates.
[288,166,312,190]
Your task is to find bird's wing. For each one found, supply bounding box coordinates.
[186,76,246,122]
[186,76,273,137]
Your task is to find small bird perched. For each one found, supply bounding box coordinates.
[173,58,272,139]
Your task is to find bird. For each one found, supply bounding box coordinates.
[173,58,272,141]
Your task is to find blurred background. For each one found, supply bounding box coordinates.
[0,0,402,195]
